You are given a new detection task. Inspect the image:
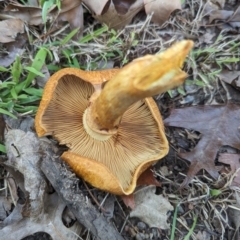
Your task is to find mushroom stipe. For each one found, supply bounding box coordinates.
[35,40,194,195]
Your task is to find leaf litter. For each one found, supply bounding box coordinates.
[164,102,240,186]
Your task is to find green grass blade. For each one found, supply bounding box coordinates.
[0,66,9,72]
[170,204,179,240]
[11,56,22,83]
[42,0,55,24]
[183,215,198,240]
[79,25,108,43]
[0,107,16,119]
[23,88,43,97]
[24,48,47,88]
[24,66,45,77]
[0,144,6,153]
[61,28,79,45]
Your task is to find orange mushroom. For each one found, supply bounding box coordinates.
[35,40,194,195]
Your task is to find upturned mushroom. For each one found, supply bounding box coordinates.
[35,40,193,195]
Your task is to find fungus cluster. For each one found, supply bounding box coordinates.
[35,40,193,195]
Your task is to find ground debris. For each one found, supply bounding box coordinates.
[130,186,173,229]
[164,102,240,185]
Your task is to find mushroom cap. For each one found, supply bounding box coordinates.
[35,68,169,195]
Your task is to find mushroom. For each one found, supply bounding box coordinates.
[35,40,193,195]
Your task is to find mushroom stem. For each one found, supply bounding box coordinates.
[87,40,194,134]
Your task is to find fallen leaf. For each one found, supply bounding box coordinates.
[2,0,83,36]
[84,0,181,29]
[86,0,143,29]
[130,186,173,229]
[196,230,211,240]
[0,19,24,43]
[144,0,181,26]
[121,193,135,209]
[112,0,137,14]
[211,0,225,9]
[82,0,110,15]
[219,70,240,91]
[205,4,240,29]
[0,33,27,67]
[218,153,240,186]
[56,0,83,38]
[4,129,47,219]
[1,193,82,240]
[4,3,43,26]
[121,167,161,209]
[164,103,240,185]
[137,167,161,187]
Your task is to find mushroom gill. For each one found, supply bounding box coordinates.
[41,74,166,190]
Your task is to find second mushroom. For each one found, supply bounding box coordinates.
[35,40,194,195]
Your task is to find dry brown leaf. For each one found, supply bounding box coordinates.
[2,0,83,35]
[112,0,138,14]
[164,103,240,186]
[137,167,161,187]
[219,70,240,91]
[218,153,240,187]
[121,193,135,209]
[4,4,43,26]
[206,5,240,29]
[144,0,181,26]
[121,168,161,209]
[0,33,27,67]
[130,186,173,229]
[89,0,144,29]
[83,0,110,15]
[55,0,83,36]
[0,19,24,43]
[84,0,181,28]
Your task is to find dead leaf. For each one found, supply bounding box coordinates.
[56,0,83,38]
[4,129,47,219]
[2,0,83,36]
[84,0,181,28]
[164,103,240,185]
[112,0,137,14]
[211,0,225,9]
[0,33,26,68]
[144,0,181,26]
[1,193,82,240]
[219,70,240,91]
[130,186,173,229]
[121,193,135,209]
[88,0,143,29]
[137,167,161,187]
[0,19,24,43]
[4,4,43,26]
[206,5,240,29]
[218,153,240,186]
[196,230,211,240]
[82,0,110,15]
[121,167,161,209]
